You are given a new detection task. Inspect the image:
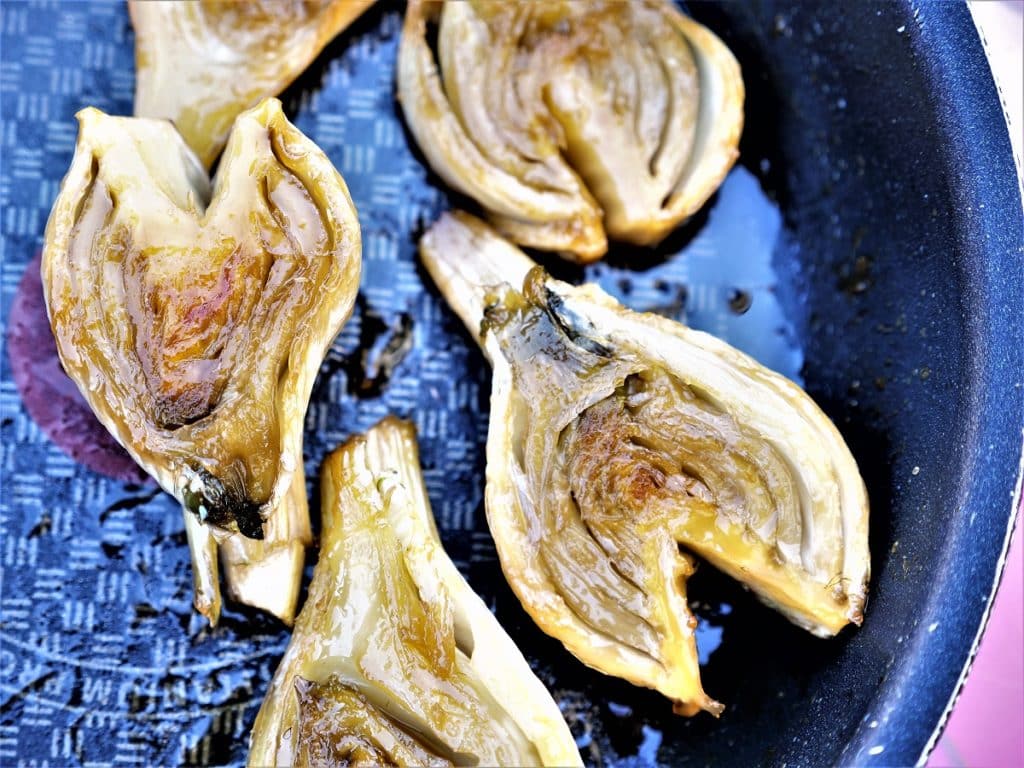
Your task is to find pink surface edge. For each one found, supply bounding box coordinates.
[928,500,1024,768]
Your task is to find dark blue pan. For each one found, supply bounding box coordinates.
[0,1,1020,766]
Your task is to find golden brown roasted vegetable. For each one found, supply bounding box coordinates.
[249,418,582,768]
[398,0,743,262]
[131,0,375,168]
[41,98,361,626]
[419,211,870,716]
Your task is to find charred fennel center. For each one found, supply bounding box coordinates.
[277,462,542,768]
[420,210,869,715]
[46,105,343,537]
[487,266,860,626]
[247,418,581,768]
[41,99,362,625]
[398,0,744,261]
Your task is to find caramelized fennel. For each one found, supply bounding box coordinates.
[131,0,374,167]
[248,418,581,767]
[419,211,870,715]
[398,0,743,261]
[42,99,361,624]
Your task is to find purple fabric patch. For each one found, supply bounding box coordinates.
[7,253,151,484]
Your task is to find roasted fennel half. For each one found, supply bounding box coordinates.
[419,211,870,716]
[131,0,374,168]
[41,98,361,625]
[398,0,743,262]
[249,417,582,767]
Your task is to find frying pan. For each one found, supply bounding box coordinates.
[0,1,1021,766]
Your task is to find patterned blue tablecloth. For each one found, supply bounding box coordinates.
[0,2,803,765]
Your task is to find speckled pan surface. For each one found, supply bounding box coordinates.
[0,2,1021,767]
